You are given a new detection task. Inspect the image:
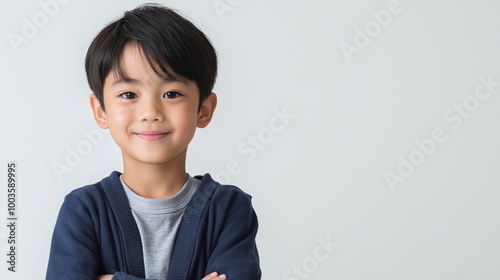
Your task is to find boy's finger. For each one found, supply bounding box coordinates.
[202,271,218,280]
[201,272,227,280]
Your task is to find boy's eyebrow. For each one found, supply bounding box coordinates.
[112,75,187,85]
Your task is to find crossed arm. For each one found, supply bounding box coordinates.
[96,272,227,280]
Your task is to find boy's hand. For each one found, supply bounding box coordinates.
[202,272,227,280]
[97,275,114,280]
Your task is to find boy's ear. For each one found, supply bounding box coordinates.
[197,92,217,128]
[89,94,109,129]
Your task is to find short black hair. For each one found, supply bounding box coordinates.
[85,3,218,110]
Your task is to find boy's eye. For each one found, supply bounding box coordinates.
[119,92,138,99]
[164,91,181,99]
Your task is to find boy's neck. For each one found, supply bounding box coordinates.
[121,154,188,199]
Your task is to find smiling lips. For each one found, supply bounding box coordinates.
[135,131,169,141]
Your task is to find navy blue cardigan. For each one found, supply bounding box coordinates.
[46,171,261,280]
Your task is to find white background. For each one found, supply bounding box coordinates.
[1,0,500,279]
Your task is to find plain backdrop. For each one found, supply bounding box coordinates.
[1,0,500,279]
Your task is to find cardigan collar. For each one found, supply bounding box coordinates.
[100,171,219,278]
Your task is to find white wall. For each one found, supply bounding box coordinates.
[1,0,500,279]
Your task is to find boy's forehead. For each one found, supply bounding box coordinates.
[105,43,185,85]
[120,43,161,76]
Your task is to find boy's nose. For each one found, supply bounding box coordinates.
[139,97,163,122]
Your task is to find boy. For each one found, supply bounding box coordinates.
[46,4,261,280]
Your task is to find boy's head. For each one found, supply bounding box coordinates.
[85,3,218,111]
[85,4,218,168]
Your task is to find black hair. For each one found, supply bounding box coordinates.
[85,3,218,110]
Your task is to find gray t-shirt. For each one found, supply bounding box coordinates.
[120,174,199,280]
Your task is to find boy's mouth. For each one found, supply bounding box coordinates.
[135,131,169,141]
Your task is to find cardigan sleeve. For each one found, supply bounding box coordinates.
[204,188,262,280]
[46,192,101,280]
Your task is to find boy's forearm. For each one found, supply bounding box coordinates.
[107,272,227,280]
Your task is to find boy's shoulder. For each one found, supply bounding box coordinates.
[65,172,116,197]
[193,174,255,217]
[61,174,112,209]
[195,173,253,200]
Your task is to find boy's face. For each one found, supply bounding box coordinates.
[89,43,216,167]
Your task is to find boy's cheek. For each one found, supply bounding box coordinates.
[107,106,133,122]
